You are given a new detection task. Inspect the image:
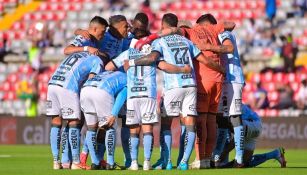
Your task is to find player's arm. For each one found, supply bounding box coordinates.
[74,28,91,39]
[158,61,192,74]
[196,53,225,74]
[199,39,234,54]
[64,45,99,55]
[88,73,96,79]
[105,61,117,71]
[107,87,127,127]
[223,21,236,31]
[126,51,160,68]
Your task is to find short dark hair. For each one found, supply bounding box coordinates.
[162,13,178,27]
[196,13,217,24]
[90,16,108,27]
[109,15,127,26]
[134,12,149,27]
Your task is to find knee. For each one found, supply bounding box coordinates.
[51,116,62,126]
[230,115,242,127]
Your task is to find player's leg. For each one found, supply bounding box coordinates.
[46,85,62,169]
[177,87,197,170]
[229,83,245,166]
[121,115,132,168]
[126,98,141,170]
[61,124,71,169]
[246,147,286,168]
[140,98,158,170]
[79,112,89,167]
[104,125,117,169]
[176,116,186,166]
[213,113,229,167]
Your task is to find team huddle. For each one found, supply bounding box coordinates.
[46,12,287,170]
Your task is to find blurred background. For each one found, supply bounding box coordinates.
[0,0,306,147]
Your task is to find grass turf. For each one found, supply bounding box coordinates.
[0,145,306,175]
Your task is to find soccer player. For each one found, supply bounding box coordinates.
[80,70,127,170]
[215,104,286,168]
[47,52,103,169]
[125,13,225,170]
[74,15,132,167]
[62,16,108,169]
[105,27,192,170]
[211,30,245,167]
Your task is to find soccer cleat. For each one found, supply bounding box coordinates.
[152,159,163,169]
[143,160,152,170]
[80,152,88,166]
[71,163,84,170]
[106,162,125,170]
[277,147,287,168]
[91,163,101,170]
[165,161,173,170]
[128,160,139,170]
[177,162,188,170]
[200,159,211,169]
[53,161,62,170]
[61,162,71,169]
[125,159,132,168]
[233,160,244,168]
[189,160,200,169]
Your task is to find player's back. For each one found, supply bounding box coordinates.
[242,104,261,122]
[83,71,126,96]
[49,52,103,93]
[99,30,124,59]
[218,31,244,84]
[126,48,157,99]
[151,34,200,90]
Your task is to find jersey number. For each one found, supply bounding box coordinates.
[63,53,82,67]
[171,47,189,64]
[134,66,144,77]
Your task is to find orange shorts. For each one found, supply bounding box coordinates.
[197,81,222,113]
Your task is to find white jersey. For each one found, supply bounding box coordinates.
[218,31,245,84]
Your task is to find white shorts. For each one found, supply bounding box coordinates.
[161,87,197,117]
[80,87,116,127]
[243,119,262,151]
[126,97,158,125]
[46,85,81,120]
[218,83,243,116]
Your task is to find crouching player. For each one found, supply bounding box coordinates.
[215,104,287,168]
[47,52,103,169]
[80,70,127,170]
[106,26,192,170]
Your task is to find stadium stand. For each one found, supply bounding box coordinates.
[0,0,306,117]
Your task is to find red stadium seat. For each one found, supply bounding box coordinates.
[273,73,285,83]
[251,73,260,83]
[246,1,258,9]
[192,1,204,10]
[290,82,300,93]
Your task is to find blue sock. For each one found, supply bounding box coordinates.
[50,125,61,162]
[121,126,132,165]
[130,134,139,161]
[234,125,244,164]
[86,130,100,165]
[180,125,195,164]
[106,128,116,165]
[97,142,105,161]
[213,128,228,161]
[158,130,165,163]
[61,126,70,164]
[248,149,280,167]
[143,133,153,161]
[69,127,80,163]
[177,124,186,166]
[82,136,89,154]
[162,129,172,163]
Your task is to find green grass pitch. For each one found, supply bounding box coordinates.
[0,145,306,175]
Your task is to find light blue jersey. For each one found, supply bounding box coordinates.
[151,34,201,90]
[70,35,99,48]
[99,30,124,59]
[49,52,103,93]
[241,105,261,122]
[218,31,245,84]
[83,71,127,97]
[112,48,157,99]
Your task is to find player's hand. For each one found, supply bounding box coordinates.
[88,47,99,55]
[106,116,116,128]
[79,29,91,40]
[123,60,130,72]
[182,64,192,73]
